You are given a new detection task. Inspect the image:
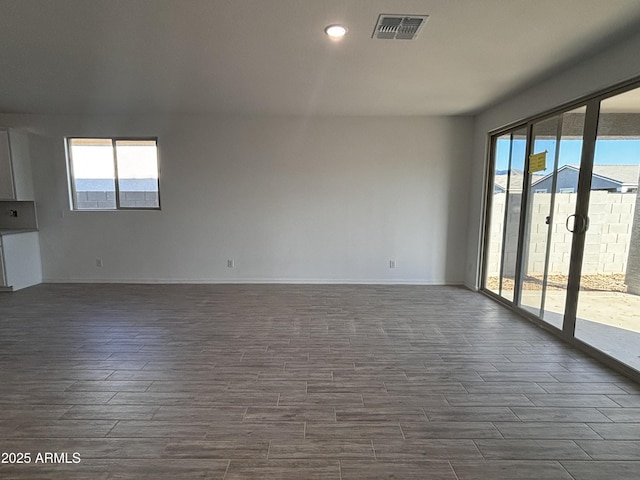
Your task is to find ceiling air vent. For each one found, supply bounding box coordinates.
[372,14,429,40]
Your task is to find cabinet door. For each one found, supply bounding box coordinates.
[0,130,16,199]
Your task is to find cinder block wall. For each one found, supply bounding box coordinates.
[487,192,637,278]
[75,191,159,209]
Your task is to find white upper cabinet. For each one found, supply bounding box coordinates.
[0,129,35,200]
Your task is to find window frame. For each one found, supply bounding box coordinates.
[66,136,161,211]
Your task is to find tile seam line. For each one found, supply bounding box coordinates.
[558,460,579,480]
[222,459,230,480]
[448,460,462,480]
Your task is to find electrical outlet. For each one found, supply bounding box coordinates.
[227,259,234,268]
[96,258,103,267]
[389,260,396,269]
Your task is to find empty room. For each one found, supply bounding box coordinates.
[1,1,640,479]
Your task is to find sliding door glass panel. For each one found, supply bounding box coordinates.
[484,128,527,301]
[519,109,585,328]
[501,129,527,301]
[519,116,561,321]
[540,107,586,327]
[485,134,510,296]
[575,87,640,371]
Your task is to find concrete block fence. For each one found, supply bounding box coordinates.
[75,191,159,209]
[487,192,637,277]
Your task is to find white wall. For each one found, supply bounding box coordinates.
[466,29,640,289]
[0,114,473,284]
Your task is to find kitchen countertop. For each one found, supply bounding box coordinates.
[0,228,39,236]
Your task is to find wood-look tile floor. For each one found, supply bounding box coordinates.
[0,284,639,479]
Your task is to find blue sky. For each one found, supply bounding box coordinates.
[496,139,640,173]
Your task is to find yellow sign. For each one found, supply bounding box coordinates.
[529,151,547,173]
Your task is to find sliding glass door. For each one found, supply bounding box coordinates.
[519,115,563,324]
[482,81,640,374]
[519,108,586,328]
[574,87,640,372]
[485,129,527,302]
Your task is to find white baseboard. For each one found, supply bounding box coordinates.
[42,277,465,286]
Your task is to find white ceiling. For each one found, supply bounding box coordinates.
[2,0,640,116]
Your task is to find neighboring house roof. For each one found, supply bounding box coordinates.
[493,174,511,192]
[531,164,639,189]
[591,165,640,186]
[494,171,545,193]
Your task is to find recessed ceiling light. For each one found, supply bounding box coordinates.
[325,24,348,39]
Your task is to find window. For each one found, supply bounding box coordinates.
[67,138,160,210]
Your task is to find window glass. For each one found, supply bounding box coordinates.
[68,138,116,210]
[115,140,160,208]
[67,138,160,210]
